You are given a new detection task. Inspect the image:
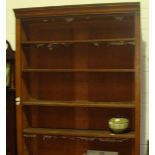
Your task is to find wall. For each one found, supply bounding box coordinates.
[6,0,149,154]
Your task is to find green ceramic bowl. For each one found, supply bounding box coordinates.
[108,117,129,134]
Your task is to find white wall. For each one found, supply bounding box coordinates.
[6,0,149,154]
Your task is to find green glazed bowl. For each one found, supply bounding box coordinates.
[108,117,129,134]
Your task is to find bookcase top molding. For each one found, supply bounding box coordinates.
[14,2,140,18]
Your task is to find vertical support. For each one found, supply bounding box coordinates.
[15,18,23,155]
[31,107,39,155]
[74,28,89,129]
[134,12,141,155]
[74,28,89,154]
[30,70,40,155]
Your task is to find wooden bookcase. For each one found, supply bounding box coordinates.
[14,3,140,155]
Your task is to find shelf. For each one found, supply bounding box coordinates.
[23,128,135,139]
[21,38,135,46]
[22,69,135,73]
[22,100,135,108]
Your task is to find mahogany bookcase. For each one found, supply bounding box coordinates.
[14,3,140,155]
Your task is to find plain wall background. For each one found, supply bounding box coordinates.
[6,0,149,154]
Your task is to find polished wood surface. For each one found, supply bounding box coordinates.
[14,3,140,155]
[23,128,135,139]
[22,69,135,72]
[15,19,23,155]
[22,100,135,108]
[14,3,140,18]
[134,12,141,155]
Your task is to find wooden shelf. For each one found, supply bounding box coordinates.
[22,69,135,73]
[22,100,135,108]
[23,128,135,139]
[21,38,135,46]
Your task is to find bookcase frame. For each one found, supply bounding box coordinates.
[14,3,140,155]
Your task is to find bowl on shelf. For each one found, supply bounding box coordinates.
[108,117,129,134]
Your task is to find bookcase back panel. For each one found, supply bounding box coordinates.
[87,108,134,130]
[24,107,134,130]
[88,45,134,69]
[22,46,74,69]
[88,73,134,102]
[24,137,134,155]
[22,44,134,69]
[22,73,75,101]
[22,72,134,101]
[22,72,134,102]
[22,14,134,41]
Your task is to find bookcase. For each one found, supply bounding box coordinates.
[14,3,140,155]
